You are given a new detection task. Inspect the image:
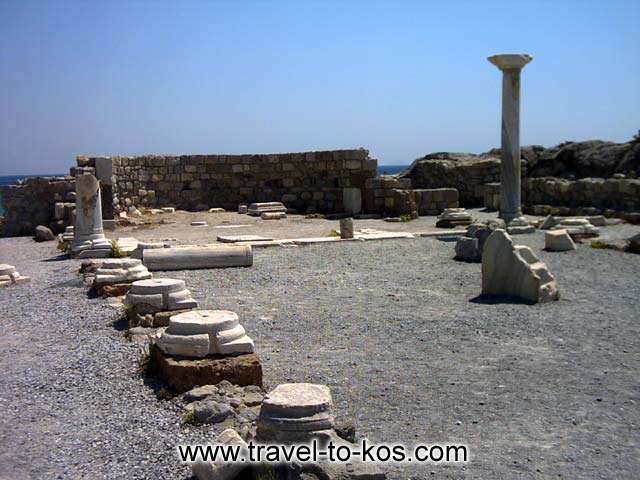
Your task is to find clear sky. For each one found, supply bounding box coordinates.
[1,0,638,175]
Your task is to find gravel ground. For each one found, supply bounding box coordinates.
[1,224,639,479]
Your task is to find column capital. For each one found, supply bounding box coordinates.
[488,53,532,72]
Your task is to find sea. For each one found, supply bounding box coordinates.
[0,166,409,215]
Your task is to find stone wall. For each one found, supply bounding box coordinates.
[0,176,76,236]
[363,176,458,215]
[398,153,503,205]
[79,149,376,214]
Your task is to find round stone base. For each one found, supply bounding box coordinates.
[150,344,262,393]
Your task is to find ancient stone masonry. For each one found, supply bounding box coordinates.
[125,278,198,327]
[71,174,111,257]
[0,176,75,236]
[79,149,376,214]
[363,175,459,215]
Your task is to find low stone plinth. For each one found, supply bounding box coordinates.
[125,278,198,313]
[552,218,599,240]
[150,346,263,393]
[436,208,473,228]
[93,258,152,295]
[156,310,255,358]
[256,383,335,443]
[261,212,286,220]
[0,264,30,287]
[247,202,287,216]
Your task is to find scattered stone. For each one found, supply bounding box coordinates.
[261,212,287,220]
[208,208,225,213]
[143,245,253,270]
[436,208,473,228]
[193,399,235,424]
[217,235,273,243]
[71,174,111,257]
[161,207,175,213]
[184,385,219,402]
[0,264,30,287]
[383,217,401,222]
[192,429,248,480]
[552,218,599,240]
[455,237,481,262]
[100,284,132,298]
[256,383,335,442]
[247,202,287,216]
[156,310,255,358]
[190,221,208,227]
[482,229,559,303]
[506,217,536,235]
[237,204,248,214]
[150,346,263,393]
[131,241,167,260]
[628,233,640,254]
[34,225,55,242]
[545,230,576,252]
[539,215,557,230]
[339,218,354,239]
[587,215,607,227]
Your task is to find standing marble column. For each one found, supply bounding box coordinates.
[71,173,111,256]
[488,54,532,229]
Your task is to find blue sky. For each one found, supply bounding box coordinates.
[1,0,638,175]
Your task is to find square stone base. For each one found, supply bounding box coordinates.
[150,345,263,393]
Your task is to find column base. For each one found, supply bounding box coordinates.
[507,216,535,235]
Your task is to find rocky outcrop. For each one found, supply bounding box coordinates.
[482,230,559,303]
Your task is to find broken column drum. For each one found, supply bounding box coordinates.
[143,245,253,271]
[488,54,532,226]
[124,278,198,314]
[156,310,255,358]
[71,173,111,256]
[93,258,152,288]
[256,383,335,442]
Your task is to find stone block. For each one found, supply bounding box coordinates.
[482,230,559,303]
[150,346,263,393]
[545,230,576,252]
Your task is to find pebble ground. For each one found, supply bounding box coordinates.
[1,222,639,479]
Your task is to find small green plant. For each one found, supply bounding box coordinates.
[328,229,340,237]
[57,239,71,254]
[108,239,126,258]
[399,213,412,222]
[181,410,197,426]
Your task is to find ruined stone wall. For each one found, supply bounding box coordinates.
[522,177,640,212]
[0,176,76,236]
[80,149,376,214]
[363,176,458,215]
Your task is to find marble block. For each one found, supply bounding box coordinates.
[0,264,31,287]
[247,202,287,216]
[143,245,253,270]
[545,229,576,252]
[482,230,559,303]
[261,212,287,220]
[256,383,335,442]
[93,258,152,288]
[156,310,255,358]
[124,278,198,314]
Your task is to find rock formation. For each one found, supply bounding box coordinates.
[482,230,559,303]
